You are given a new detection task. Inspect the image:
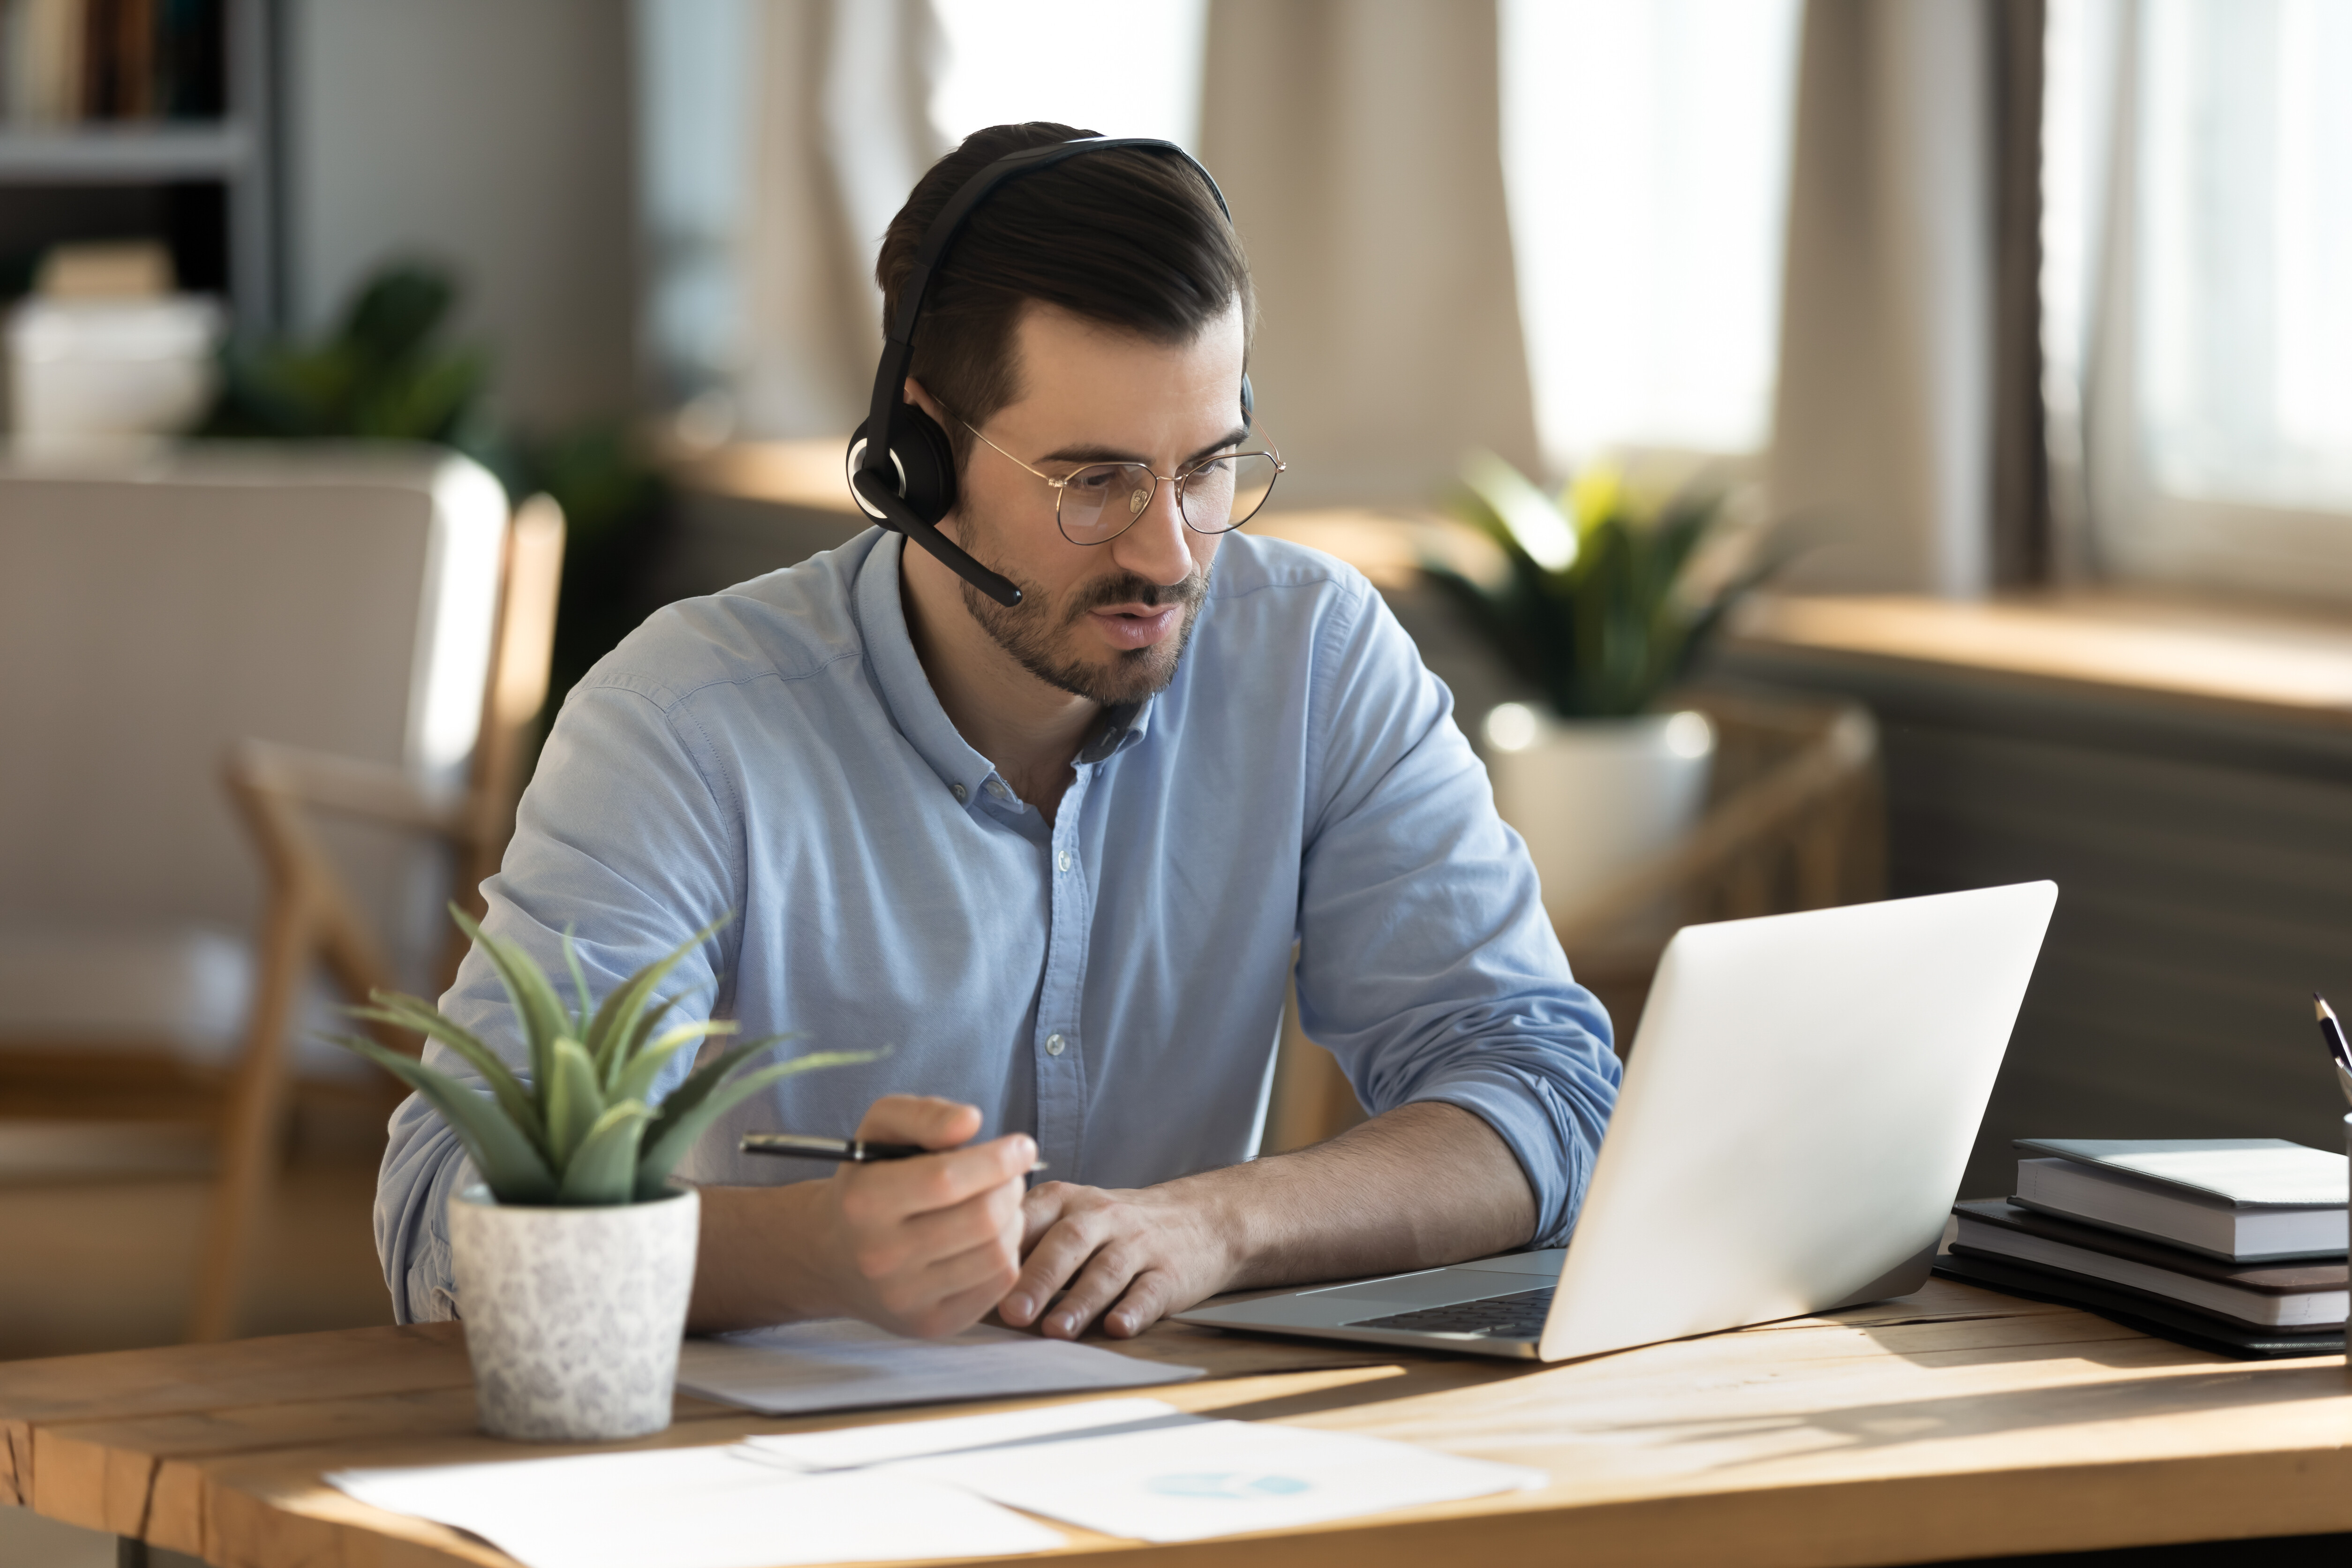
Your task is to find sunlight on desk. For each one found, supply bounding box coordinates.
[5,1276,2351,1568]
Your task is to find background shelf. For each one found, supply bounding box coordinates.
[0,0,274,329]
[0,125,254,182]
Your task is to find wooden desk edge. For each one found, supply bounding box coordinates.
[9,1283,2352,1568]
[186,1413,2352,1568]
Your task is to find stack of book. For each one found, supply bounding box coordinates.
[1934,1138,2350,1357]
[0,0,224,127]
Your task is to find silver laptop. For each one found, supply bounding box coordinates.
[1175,882,2057,1362]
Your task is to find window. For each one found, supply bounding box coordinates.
[2065,0,2352,595]
[1498,0,1803,476]
[930,0,1206,149]
[2139,0,2352,511]
[635,0,750,410]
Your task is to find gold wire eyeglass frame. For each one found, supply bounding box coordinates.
[960,419,1286,545]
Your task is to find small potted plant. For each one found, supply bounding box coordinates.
[338,909,872,1442]
[1424,453,1779,919]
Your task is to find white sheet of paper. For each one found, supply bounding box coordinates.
[740,1397,1548,1544]
[328,1445,1063,1568]
[742,1397,1192,1471]
[675,1318,1203,1416]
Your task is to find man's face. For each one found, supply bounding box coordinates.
[932,298,1249,707]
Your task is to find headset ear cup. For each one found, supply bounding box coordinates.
[891,406,959,527]
[1240,373,1254,428]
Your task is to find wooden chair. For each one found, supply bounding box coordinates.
[0,448,561,1342]
[193,496,564,1341]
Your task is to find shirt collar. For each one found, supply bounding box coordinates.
[1079,698,1148,762]
[852,532,1154,803]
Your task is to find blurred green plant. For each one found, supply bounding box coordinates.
[512,422,673,712]
[198,265,493,449]
[1425,452,1780,720]
[198,261,672,723]
[333,907,875,1206]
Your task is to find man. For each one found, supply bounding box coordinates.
[377,123,1620,1341]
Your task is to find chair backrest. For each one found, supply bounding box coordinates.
[0,444,509,972]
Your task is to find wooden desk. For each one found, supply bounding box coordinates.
[5,1279,2351,1568]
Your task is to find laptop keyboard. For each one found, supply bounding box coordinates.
[1344,1285,1555,1339]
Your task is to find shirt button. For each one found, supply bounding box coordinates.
[1055,850,1073,873]
[1044,1033,1066,1057]
[986,779,1010,800]
[950,784,967,803]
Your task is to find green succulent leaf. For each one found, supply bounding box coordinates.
[560,926,594,1038]
[1435,452,1761,718]
[610,1018,739,1108]
[585,916,729,1083]
[346,995,548,1159]
[636,1048,882,1199]
[609,992,693,1089]
[329,1034,558,1204]
[639,1034,794,1142]
[1462,450,1577,573]
[558,1100,652,1206]
[543,1037,605,1168]
[327,904,871,1206]
[448,904,572,1108]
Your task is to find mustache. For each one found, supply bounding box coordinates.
[1060,569,1207,621]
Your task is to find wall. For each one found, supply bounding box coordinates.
[281,0,638,430]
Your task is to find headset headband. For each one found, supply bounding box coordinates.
[850,136,1240,607]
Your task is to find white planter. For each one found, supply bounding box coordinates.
[1483,705,1716,923]
[448,1184,700,1442]
[7,296,224,443]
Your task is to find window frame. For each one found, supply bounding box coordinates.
[2081,0,2352,602]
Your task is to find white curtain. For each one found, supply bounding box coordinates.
[637,0,944,441]
[1200,0,1542,510]
[1768,0,1998,596]
[736,0,946,438]
[1500,0,1803,477]
[643,0,1535,496]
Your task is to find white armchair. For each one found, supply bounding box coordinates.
[0,444,562,1339]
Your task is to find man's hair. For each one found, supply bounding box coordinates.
[876,122,1254,465]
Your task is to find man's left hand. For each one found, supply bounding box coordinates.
[995,1105,1538,1341]
[997,1180,1239,1339]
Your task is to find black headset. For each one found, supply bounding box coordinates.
[847,136,1251,608]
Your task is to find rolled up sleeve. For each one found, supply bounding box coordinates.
[1291,581,1620,1249]
[373,674,743,1320]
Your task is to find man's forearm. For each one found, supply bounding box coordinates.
[1186,1100,1538,1290]
[689,1181,840,1333]
[1003,1100,1540,1339]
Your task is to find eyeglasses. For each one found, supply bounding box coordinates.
[961,420,1285,546]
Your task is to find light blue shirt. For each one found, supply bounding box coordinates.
[376,528,1620,1322]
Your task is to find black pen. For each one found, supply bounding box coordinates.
[740,1132,1048,1170]
[2311,994,2352,1108]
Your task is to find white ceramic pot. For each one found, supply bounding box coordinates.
[1482,705,1716,922]
[448,1184,700,1442]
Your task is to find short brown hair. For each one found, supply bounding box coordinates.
[876,122,1254,464]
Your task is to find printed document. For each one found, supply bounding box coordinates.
[328,1444,1063,1568]
[675,1317,1203,1415]
[740,1396,1547,1543]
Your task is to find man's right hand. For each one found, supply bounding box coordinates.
[822,1095,1033,1336]
[687,1094,1033,1339]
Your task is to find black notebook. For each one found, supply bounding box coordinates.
[1951,1200,2347,1329]
[1934,1249,2345,1359]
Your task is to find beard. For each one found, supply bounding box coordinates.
[957,548,1210,708]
